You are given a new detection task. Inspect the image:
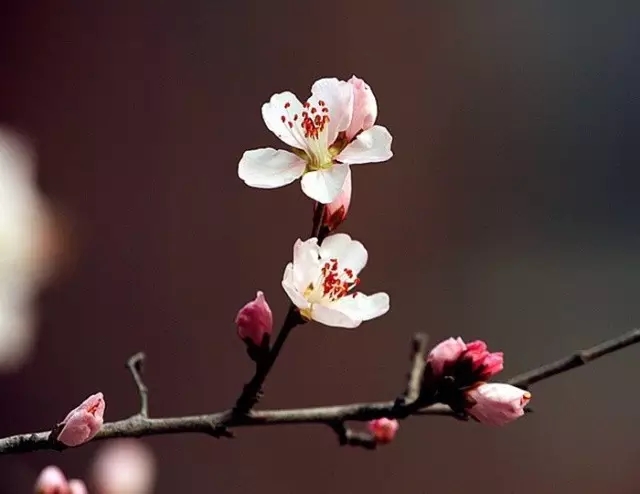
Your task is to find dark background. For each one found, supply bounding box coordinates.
[1,2,640,493]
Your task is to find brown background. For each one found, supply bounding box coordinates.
[1,2,640,493]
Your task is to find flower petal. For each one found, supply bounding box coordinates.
[292,238,321,292]
[261,91,309,150]
[300,164,350,204]
[336,125,393,164]
[319,233,368,275]
[238,148,306,189]
[310,78,353,146]
[345,76,378,141]
[330,292,390,322]
[311,303,360,328]
[281,263,311,310]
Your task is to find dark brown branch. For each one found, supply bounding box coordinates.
[507,328,640,389]
[398,333,429,406]
[1,328,639,455]
[233,204,327,414]
[126,352,149,418]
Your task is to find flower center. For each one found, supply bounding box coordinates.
[304,257,360,303]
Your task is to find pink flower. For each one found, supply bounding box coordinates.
[34,466,87,494]
[466,383,531,426]
[91,439,156,494]
[238,76,392,204]
[463,340,504,381]
[367,418,399,444]
[56,392,105,447]
[427,337,467,377]
[235,291,273,347]
[344,76,378,141]
[320,170,352,232]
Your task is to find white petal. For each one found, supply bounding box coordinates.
[330,292,390,322]
[281,264,311,310]
[300,164,349,204]
[261,91,309,150]
[291,238,321,292]
[319,233,368,275]
[238,148,306,189]
[310,78,353,146]
[336,126,393,164]
[311,303,360,328]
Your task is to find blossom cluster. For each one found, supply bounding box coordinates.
[235,75,531,444]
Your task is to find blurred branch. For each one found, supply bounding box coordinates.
[126,352,148,418]
[233,204,327,414]
[0,328,639,455]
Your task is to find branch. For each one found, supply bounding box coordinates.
[233,204,327,414]
[126,352,148,418]
[1,328,639,455]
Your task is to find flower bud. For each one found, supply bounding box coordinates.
[34,466,68,494]
[345,76,378,141]
[68,480,88,494]
[426,337,466,377]
[367,418,399,444]
[91,439,156,494]
[321,171,352,232]
[466,383,530,426]
[56,392,105,447]
[462,340,504,381]
[236,291,273,349]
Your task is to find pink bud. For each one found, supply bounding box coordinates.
[321,171,352,232]
[345,76,378,141]
[367,418,399,444]
[236,291,273,347]
[68,480,88,494]
[466,383,531,426]
[34,466,68,494]
[91,439,156,494]
[56,392,105,447]
[462,340,504,381]
[427,337,467,377]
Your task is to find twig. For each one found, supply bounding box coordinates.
[329,422,377,450]
[233,204,327,414]
[507,328,640,389]
[126,352,149,418]
[1,328,639,455]
[397,333,429,406]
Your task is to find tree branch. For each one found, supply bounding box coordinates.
[1,328,638,455]
[126,352,149,418]
[233,204,327,414]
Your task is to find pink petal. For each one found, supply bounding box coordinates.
[467,383,531,426]
[321,169,352,232]
[91,439,156,494]
[345,76,378,141]
[57,392,105,447]
[367,418,399,444]
[35,466,69,494]
[427,337,467,377]
[68,480,88,494]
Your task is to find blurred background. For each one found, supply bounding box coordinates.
[1,1,640,493]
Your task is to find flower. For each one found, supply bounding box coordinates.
[235,290,273,347]
[463,340,504,381]
[91,439,156,494]
[426,337,504,384]
[34,466,88,494]
[238,76,393,204]
[367,418,399,444]
[56,392,105,447]
[0,128,58,371]
[318,169,352,232]
[281,234,389,328]
[466,383,531,426]
[427,337,467,377]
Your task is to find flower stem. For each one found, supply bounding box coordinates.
[233,203,327,414]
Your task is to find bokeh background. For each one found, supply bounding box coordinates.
[2,2,640,493]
